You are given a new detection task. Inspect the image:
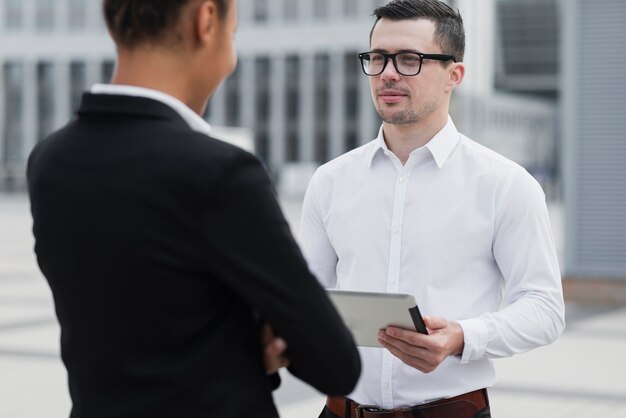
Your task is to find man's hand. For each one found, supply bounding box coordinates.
[261,323,289,375]
[377,316,464,373]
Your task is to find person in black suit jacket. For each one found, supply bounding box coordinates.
[27,1,360,417]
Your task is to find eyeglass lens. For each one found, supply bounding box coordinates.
[362,53,422,76]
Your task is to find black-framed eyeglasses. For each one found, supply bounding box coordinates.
[358,51,457,76]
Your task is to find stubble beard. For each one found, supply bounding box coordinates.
[376,98,438,126]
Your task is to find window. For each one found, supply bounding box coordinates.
[285,55,300,161]
[254,57,271,163]
[69,0,87,30]
[101,61,115,83]
[314,54,330,163]
[285,56,300,119]
[3,63,24,163]
[343,0,358,17]
[313,0,328,20]
[5,0,23,31]
[70,62,87,112]
[495,0,558,96]
[37,62,55,141]
[284,0,298,21]
[35,0,55,32]
[225,66,240,126]
[344,52,360,151]
[344,52,359,119]
[372,0,385,9]
[254,0,269,23]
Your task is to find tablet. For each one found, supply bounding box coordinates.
[327,289,428,347]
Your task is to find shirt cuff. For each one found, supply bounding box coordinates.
[457,318,490,363]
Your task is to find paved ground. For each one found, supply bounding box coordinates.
[1,193,625,417]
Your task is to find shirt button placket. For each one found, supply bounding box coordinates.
[387,172,408,294]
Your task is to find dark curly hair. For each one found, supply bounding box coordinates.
[103,0,231,47]
[371,0,465,63]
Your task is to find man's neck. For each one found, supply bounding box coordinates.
[382,112,448,165]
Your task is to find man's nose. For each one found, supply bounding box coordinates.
[380,58,401,81]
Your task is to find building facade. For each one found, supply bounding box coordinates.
[0,0,558,192]
[561,0,626,298]
[0,0,113,189]
[0,0,386,189]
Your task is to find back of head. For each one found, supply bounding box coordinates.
[372,0,465,63]
[103,0,231,48]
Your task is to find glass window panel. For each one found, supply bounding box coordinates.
[285,55,300,119]
[254,0,269,22]
[69,0,87,30]
[283,0,300,21]
[3,63,24,163]
[35,0,55,32]
[313,0,328,19]
[344,0,358,17]
[5,0,23,30]
[70,62,87,112]
[37,62,55,141]
[344,52,359,119]
[254,57,271,163]
[314,54,330,163]
[344,52,359,152]
[225,65,240,126]
[372,0,386,10]
[284,0,298,21]
[285,55,300,162]
[101,61,115,83]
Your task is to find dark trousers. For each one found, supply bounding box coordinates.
[318,404,491,418]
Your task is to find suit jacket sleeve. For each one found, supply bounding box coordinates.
[202,150,360,395]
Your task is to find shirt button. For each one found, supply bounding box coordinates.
[392,228,399,234]
[399,177,406,183]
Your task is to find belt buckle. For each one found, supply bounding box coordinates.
[355,405,392,418]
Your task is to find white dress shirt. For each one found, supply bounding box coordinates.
[299,116,565,408]
[90,84,212,136]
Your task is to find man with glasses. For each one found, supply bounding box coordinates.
[300,1,565,417]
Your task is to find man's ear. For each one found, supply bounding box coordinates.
[446,62,465,92]
[194,0,218,45]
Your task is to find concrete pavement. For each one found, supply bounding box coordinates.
[1,193,625,417]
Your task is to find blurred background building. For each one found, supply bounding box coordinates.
[0,0,624,299]
[561,0,626,302]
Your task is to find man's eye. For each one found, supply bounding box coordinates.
[399,55,419,65]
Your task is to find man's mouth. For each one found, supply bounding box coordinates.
[378,90,407,104]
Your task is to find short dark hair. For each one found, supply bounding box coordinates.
[103,0,230,48]
[371,0,465,63]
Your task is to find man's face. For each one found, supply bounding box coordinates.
[368,18,451,126]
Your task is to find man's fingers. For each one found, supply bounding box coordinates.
[261,323,290,374]
[378,338,435,373]
[384,327,428,346]
[423,315,448,331]
[379,331,439,364]
[266,337,287,356]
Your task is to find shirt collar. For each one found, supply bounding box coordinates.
[367,125,388,168]
[90,84,212,137]
[425,116,461,168]
[367,116,461,169]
